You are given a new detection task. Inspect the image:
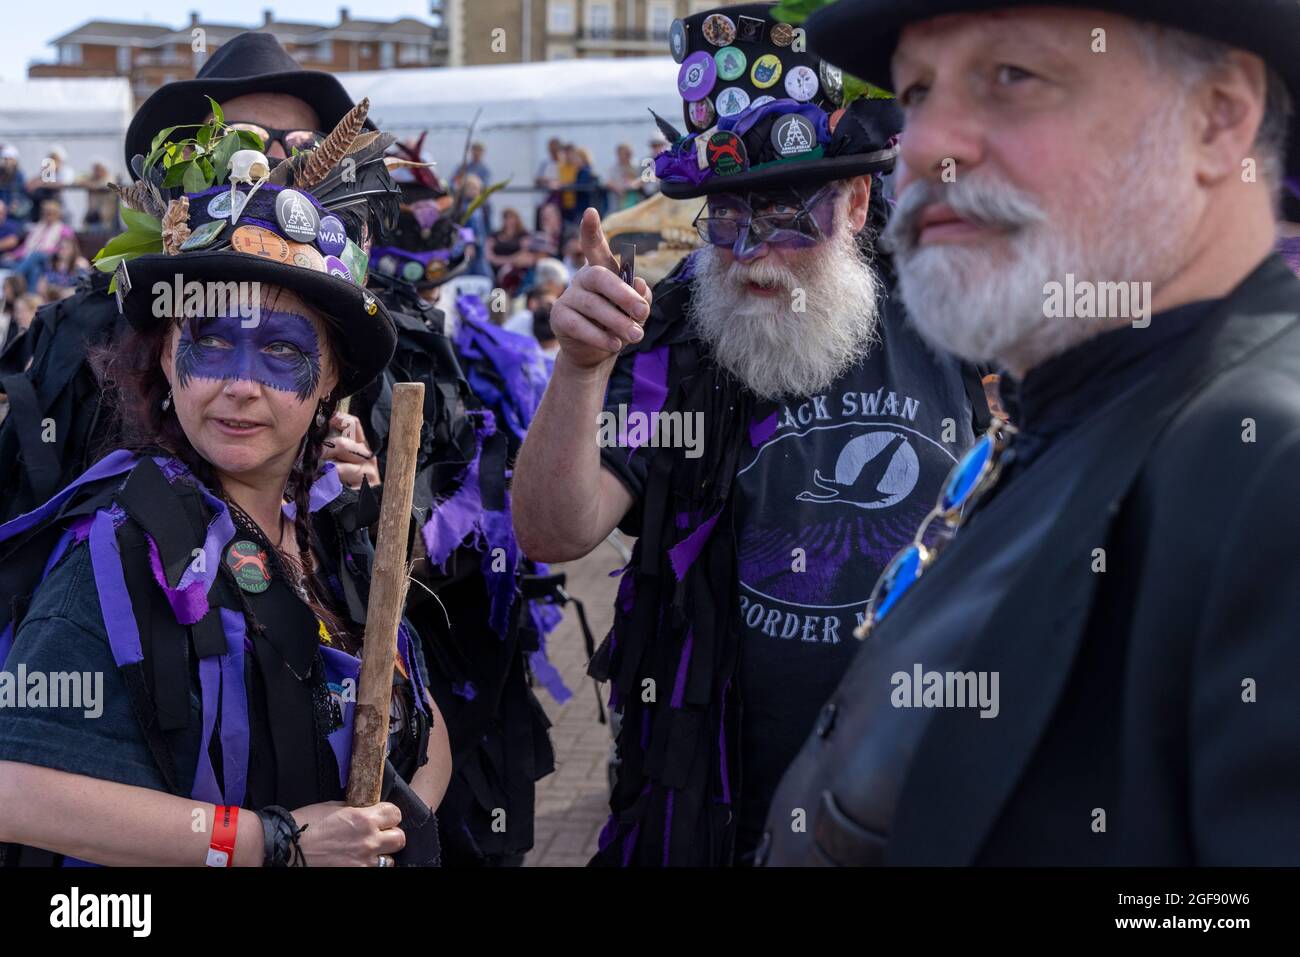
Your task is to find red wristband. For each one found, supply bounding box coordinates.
[206,805,239,867]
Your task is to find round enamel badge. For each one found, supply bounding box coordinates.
[678,51,717,100]
[750,54,783,90]
[706,131,748,177]
[226,540,271,594]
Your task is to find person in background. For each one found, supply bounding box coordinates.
[0,274,26,350]
[558,143,581,225]
[25,146,74,223]
[76,161,118,228]
[535,137,563,193]
[458,174,494,279]
[487,207,533,291]
[532,302,559,365]
[456,141,491,188]
[0,148,28,219]
[1,293,41,354]
[0,200,24,257]
[643,133,670,196]
[35,236,89,298]
[531,201,564,261]
[454,142,493,228]
[6,200,75,291]
[505,265,567,337]
[606,143,644,211]
[571,146,605,221]
[562,234,587,275]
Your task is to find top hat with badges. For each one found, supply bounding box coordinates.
[125,32,374,181]
[97,98,400,397]
[369,133,477,290]
[653,2,903,199]
[805,0,1300,182]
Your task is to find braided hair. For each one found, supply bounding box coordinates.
[91,290,357,650]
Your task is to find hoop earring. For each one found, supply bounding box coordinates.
[161,389,172,412]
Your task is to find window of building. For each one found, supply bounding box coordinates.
[398,43,428,65]
[647,1,674,40]
[548,0,576,35]
[116,46,131,73]
[59,43,82,65]
[316,40,333,61]
[587,1,614,38]
[380,41,394,68]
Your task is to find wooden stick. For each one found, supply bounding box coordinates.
[346,381,424,807]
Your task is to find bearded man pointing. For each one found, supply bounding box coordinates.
[512,2,991,866]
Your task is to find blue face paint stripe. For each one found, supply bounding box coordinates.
[175,308,322,402]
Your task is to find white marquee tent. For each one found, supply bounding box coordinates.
[0,61,685,229]
[340,57,684,228]
[0,78,135,225]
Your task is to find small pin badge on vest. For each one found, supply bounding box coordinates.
[226,540,272,594]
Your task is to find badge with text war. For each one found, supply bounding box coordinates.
[226,540,271,594]
[706,131,748,177]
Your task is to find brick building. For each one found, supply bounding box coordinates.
[28,9,449,105]
[443,0,751,65]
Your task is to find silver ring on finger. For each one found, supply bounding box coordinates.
[377,854,395,868]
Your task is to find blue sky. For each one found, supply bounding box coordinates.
[0,1,439,83]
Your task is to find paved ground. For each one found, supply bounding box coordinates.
[524,539,627,867]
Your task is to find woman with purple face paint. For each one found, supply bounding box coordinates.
[0,109,453,867]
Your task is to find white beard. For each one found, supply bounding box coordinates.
[883,98,1200,376]
[686,223,882,401]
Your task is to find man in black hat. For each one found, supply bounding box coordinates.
[760,1,1300,865]
[512,2,990,865]
[0,32,375,521]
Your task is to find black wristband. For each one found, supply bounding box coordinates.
[258,805,309,867]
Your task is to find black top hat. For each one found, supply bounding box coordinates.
[367,134,474,289]
[806,0,1300,179]
[103,101,399,396]
[653,2,902,199]
[125,32,372,179]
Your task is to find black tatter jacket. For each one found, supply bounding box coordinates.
[764,256,1300,866]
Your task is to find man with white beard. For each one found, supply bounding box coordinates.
[512,3,991,866]
[761,1,1300,866]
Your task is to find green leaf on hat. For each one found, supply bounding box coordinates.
[206,96,224,128]
[235,129,266,152]
[119,206,162,235]
[182,161,208,194]
[161,159,192,188]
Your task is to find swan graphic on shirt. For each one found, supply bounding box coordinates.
[735,379,963,649]
[794,429,921,509]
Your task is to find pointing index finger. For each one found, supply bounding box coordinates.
[579,207,617,271]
